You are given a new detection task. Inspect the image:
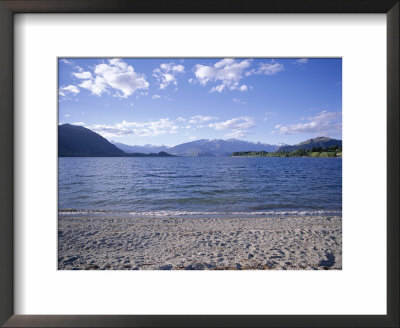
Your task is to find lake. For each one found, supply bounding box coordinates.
[58,157,342,217]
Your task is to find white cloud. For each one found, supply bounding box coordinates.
[72,121,85,126]
[79,77,107,96]
[233,98,246,105]
[209,116,255,138]
[176,116,186,122]
[274,111,342,135]
[153,63,185,90]
[152,94,161,99]
[188,115,218,124]
[246,60,284,76]
[225,130,249,139]
[59,85,80,96]
[64,114,70,117]
[76,58,149,98]
[210,84,225,93]
[87,118,179,138]
[172,65,185,73]
[60,59,73,65]
[73,71,92,79]
[210,116,254,130]
[294,58,309,65]
[193,58,251,93]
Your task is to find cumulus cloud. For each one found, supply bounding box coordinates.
[274,111,342,135]
[59,85,80,96]
[72,121,85,126]
[73,71,92,79]
[246,60,284,76]
[193,58,251,93]
[73,58,149,98]
[86,118,179,138]
[78,77,107,96]
[209,116,255,138]
[153,63,185,90]
[152,94,161,99]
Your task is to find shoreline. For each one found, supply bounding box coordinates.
[58,216,342,270]
[58,209,342,219]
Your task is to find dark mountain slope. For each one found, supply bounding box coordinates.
[58,124,125,157]
[59,124,175,157]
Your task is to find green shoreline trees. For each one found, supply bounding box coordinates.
[232,146,342,158]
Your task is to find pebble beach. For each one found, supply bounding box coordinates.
[58,215,342,270]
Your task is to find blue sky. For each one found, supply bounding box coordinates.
[58,58,341,146]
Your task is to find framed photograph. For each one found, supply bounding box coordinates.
[0,0,398,327]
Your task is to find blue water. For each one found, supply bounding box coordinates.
[58,157,342,217]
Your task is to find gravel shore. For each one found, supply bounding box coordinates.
[58,216,342,270]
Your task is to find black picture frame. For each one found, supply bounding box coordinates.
[0,0,398,327]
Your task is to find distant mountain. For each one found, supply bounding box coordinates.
[59,124,126,157]
[276,137,342,152]
[58,124,175,157]
[112,141,169,154]
[167,139,279,157]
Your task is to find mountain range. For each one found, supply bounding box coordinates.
[113,139,281,157]
[114,138,341,157]
[59,124,342,157]
[168,139,280,157]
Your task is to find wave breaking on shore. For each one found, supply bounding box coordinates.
[58,208,342,218]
